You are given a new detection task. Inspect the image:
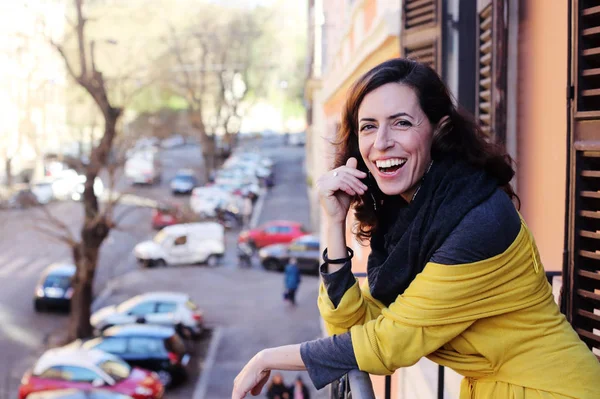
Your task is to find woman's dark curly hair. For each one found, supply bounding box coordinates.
[334,58,519,241]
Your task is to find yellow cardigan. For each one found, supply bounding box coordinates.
[318,219,600,398]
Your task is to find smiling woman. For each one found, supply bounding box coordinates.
[231,58,600,399]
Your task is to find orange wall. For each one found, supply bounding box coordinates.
[517,0,568,271]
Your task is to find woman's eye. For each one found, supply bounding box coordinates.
[395,120,412,128]
[360,124,376,132]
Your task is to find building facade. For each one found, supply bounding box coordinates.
[0,0,68,183]
[305,0,599,397]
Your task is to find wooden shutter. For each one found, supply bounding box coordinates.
[401,0,442,73]
[565,0,600,361]
[475,0,507,143]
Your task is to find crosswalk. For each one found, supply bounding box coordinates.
[0,250,71,280]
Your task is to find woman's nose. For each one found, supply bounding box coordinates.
[373,126,392,151]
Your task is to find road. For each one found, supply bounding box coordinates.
[0,136,320,399]
[0,143,204,397]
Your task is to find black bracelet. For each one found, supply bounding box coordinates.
[322,247,354,264]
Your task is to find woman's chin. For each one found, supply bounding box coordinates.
[377,184,409,197]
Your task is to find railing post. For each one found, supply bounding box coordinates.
[347,369,376,399]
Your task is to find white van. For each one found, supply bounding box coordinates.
[124,150,161,184]
[133,222,224,267]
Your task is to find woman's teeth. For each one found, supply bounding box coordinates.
[375,158,407,172]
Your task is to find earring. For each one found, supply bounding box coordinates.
[368,171,377,211]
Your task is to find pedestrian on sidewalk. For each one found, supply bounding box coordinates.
[283,258,301,306]
[232,58,600,399]
[266,372,290,399]
[289,376,310,399]
[237,241,253,268]
[242,196,253,228]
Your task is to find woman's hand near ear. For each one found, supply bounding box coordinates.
[316,157,367,224]
[316,157,367,263]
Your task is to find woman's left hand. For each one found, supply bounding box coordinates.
[232,353,270,399]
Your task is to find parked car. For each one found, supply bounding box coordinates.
[169,170,197,195]
[258,235,320,273]
[34,263,76,312]
[133,223,224,267]
[31,181,55,204]
[151,205,185,230]
[90,292,203,339]
[124,150,161,185]
[27,389,133,399]
[18,348,163,399]
[189,186,236,218]
[238,220,308,249]
[6,184,40,209]
[71,325,190,388]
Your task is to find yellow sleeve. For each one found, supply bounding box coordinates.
[350,310,473,374]
[317,278,386,336]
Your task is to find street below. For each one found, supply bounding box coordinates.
[1,137,327,399]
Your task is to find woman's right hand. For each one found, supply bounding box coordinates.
[316,157,368,224]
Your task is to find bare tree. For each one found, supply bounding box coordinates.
[164,6,268,180]
[48,0,124,340]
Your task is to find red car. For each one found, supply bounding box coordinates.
[151,205,184,230]
[238,220,308,249]
[19,348,163,399]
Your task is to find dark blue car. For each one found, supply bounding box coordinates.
[170,169,198,195]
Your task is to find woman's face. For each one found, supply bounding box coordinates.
[357,83,434,201]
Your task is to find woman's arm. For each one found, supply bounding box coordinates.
[232,345,305,399]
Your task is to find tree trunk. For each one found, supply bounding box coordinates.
[68,112,119,340]
[201,136,216,183]
[68,241,98,339]
[5,158,12,187]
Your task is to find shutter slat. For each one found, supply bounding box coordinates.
[479,102,490,112]
[581,88,600,97]
[407,4,434,19]
[575,328,600,345]
[480,29,491,43]
[480,77,491,89]
[481,52,492,65]
[582,5,600,16]
[481,16,492,31]
[580,250,600,261]
[404,0,435,29]
[581,190,600,198]
[580,230,600,240]
[407,13,435,28]
[582,68,600,77]
[582,170,600,177]
[480,40,492,54]
[578,269,600,281]
[480,65,491,77]
[576,309,600,324]
[480,90,491,101]
[577,288,600,302]
[479,114,491,123]
[480,4,492,19]
[581,210,600,219]
[582,47,600,57]
[405,0,433,11]
[582,26,600,36]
